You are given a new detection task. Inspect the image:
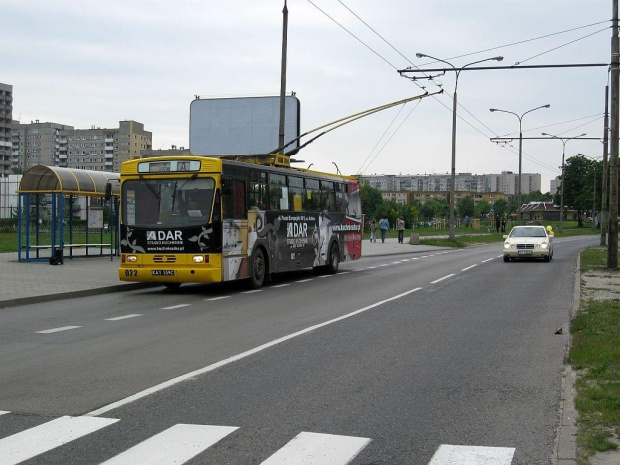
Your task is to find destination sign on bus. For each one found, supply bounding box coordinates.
[137,160,201,173]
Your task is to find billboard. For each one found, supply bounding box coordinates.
[189,96,300,156]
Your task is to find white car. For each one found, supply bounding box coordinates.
[503,225,554,262]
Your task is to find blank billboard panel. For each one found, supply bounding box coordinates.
[189,96,300,156]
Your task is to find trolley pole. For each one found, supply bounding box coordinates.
[601,85,609,246]
[608,0,619,268]
[278,1,289,155]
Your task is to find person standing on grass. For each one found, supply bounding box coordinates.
[397,216,405,243]
[379,216,389,243]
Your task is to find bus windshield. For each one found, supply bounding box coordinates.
[122,177,215,227]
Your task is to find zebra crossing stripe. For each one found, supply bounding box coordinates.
[428,444,515,464]
[100,424,238,465]
[260,431,371,465]
[0,415,118,465]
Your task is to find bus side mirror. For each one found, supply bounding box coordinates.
[104,182,112,201]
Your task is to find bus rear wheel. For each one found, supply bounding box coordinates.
[250,248,266,289]
[326,243,340,274]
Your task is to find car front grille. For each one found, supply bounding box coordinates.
[517,244,534,250]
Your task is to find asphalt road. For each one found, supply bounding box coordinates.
[0,235,597,464]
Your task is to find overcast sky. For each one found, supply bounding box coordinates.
[3,0,613,191]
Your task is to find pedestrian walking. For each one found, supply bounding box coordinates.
[369,220,377,243]
[379,216,389,243]
[397,216,405,243]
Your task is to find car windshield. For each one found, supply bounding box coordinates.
[509,227,547,238]
[122,177,215,227]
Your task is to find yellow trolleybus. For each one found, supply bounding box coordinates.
[117,156,362,289]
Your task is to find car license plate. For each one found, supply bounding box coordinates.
[518,250,532,255]
[152,270,175,276]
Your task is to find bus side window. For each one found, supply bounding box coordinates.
[223,179,246,219]
[334,183,345,212]
[304,178,320,211]
[249,171,267,209]
[320,181,335,212]
[268,173,287,210]
[288,176,305,212]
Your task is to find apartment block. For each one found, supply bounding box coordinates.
[358,171,541,197]
[11,120,152,173]
[0,83,12,176]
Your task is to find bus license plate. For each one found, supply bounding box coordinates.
[152,270,175,276]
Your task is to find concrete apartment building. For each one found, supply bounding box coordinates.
[359,171,542,197]
[11,120,152,173]
[0,83,12,177]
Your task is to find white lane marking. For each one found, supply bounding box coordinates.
[421,255,429,258]
[481,258,495,263]
[242,290,262,294]
[352,269,364,272]
[100,424,238,465]
[401,259,410,262]
[36,326,82,334]
[161,304,192,310]
[339,271,350,275]
[430,274,455,284]
[0,416,118,464]
[378,264,389,267]
[272,284,290,288]
[296,279,313,283]
[0,411,9,416]
[318,275,334,278]
[497,255,503,258]
[461,264,477,271]
[392,261,401,264]
[428,444,515,464]
[87,286,423,416]
[366,266,378,269]
[413,257,420,260]
[205,296,231,301]
[260,431,371,465]
[105,314,142,321]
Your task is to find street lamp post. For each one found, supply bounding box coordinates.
[489,104,551,224]
[541,133,587,232]
[416,53,503,240]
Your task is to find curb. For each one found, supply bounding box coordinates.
[0,283,155,309]
[553,252,581,465]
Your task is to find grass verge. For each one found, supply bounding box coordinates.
[568,247,620,464]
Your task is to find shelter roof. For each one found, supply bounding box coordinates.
[18,165,119,197]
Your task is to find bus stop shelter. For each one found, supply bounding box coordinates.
[17,165,120,263]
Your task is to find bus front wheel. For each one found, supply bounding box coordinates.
[250,248,266,288]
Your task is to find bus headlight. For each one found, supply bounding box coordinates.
[127,255,138,263]
[192,255,205,263]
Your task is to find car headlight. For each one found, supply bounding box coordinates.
[537,242,548,249]
[504,241,514,249]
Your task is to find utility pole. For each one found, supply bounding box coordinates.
[278,1,288,155]
[601,84,609,246]
[608,0,618,268]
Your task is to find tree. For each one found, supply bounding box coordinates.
[493,198,508,218]
[420,198,448,221]
[474,200,491,218]
[555,155,596,227]
[457,196,475,219]
[359,183,383,220]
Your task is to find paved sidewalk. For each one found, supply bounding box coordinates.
[0,238,446,308]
